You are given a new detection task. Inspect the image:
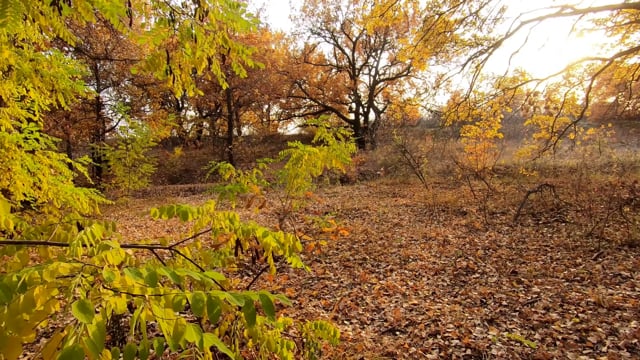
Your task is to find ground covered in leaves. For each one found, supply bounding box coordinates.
[107,177,640,359]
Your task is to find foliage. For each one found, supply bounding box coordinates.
[289,0,501,149]
[103,120,158,197]
[45,13,161,183]
[465,2,640,149]
[444,74,526,175]
[189,27,293,163]
[0,0,107,217]
[0,0,339,359]
[206,160,271,207]
[445,90,505,174]
[516,78,587,161]
[276,121,356,199]
[0,199,340,359]
[0,124,106,218]
[208,119,357,228]
[591,61,640,123]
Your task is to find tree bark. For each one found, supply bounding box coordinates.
[224,86,235,165]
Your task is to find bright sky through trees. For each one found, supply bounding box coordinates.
[487,0,610,77]
[250,0,611,77]
[249,0,296,31]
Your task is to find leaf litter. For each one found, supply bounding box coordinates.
[107,178,640,359]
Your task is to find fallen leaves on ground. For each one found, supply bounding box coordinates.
[107,178,640,359]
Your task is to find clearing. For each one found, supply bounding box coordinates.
[107,175,640,359]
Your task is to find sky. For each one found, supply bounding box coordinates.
[247,0,611,78]
[486,0,609,77]
[248,0,296,31]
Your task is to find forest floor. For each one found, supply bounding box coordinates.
[107,174,640,359]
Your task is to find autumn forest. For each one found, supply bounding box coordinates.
[1,0,640,359]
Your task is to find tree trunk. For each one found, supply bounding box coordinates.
[224,87,235,165]
[352,96,367,150]
[91,94,106,184]
[352,120,366,150]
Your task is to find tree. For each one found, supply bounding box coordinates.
[47,15,148,183]
[0,0,111,216]
[288,0,500,150]
[191,27,296,164]
[103,120,158,197]
[0,0,340,358]
[590,61,640,123]
[467,1,640,151]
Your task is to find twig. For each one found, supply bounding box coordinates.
[513,183,559,224]
[169,228,213,248]
[245,265,270,290]
[151,249,167,266]
[101,284,184,298]
[522,297,541,307]
[0,237,227,291]
[591,250,605,261]
[0,239,166,249]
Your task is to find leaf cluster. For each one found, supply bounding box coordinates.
[103,120,158,197]
[0,195,340,359]
[207,119,357,226]
[1,0,341,358]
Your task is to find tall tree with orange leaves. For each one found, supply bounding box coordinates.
[288,0,501,149]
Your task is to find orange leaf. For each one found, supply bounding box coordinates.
[284,288,296,297]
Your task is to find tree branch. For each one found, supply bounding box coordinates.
[0,235,228,290]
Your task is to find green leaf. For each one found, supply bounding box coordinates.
[171,294,186,312]
[0,282,12,305]
[226,292,245,307]
[259,292,276,321]
[190,291,206,317]
[153,337,165,357]
[102,267,117,283]
[110,347,121,359]
[242,300,256,327]
[185,323,203,344]
[57,344,85,360]
[123,267,144,282]
[139,339,150,360]
[177,207,192,221]
[156,205,176,220]
[0,333,22,360]
[204,270,227,284]
[71,299,95,324]
[202,333,236,359]
[206,294,222,324]
[159,268,182,286]
[169,318,187,351]
[144,270,159,287]
[273,293,292,307]
[123,342,137,360]
[84,318,106,359]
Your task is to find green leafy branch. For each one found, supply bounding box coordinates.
[0,230,225,288]
[1,198,338,359]
[207,118,357,229]
[102,119,158,198]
